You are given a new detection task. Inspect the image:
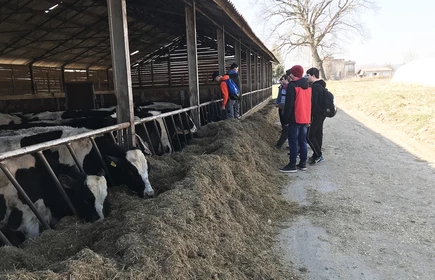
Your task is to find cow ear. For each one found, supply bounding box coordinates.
[105,155,121,168]
[97,169,105,177]
[58,174,80,190]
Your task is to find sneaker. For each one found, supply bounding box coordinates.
[296,161,307,171]
[315,156,325,163]
[308,156,316,164]
[275,143,282,150]
[279,163,297,173]
[310,155,325,164]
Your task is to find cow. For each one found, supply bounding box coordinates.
[0,113,24,126]
[0,227,25,247]
[0,135,108,245]
[15,126,154,198]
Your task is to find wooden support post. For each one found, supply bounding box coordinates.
[246,48,252,92]
[29,64,35,94]
[217,28,225,75]
[234,39,242,90]
[254,54,258,90]
[61,66,66,92]
[107,0,135,149]
[151,61,154,87]
[168,53,172,87]
[10,65,15,94]
[185,0,200,127]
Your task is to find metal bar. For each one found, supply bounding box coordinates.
[141,122,156,156]
[184,112,193,140]
[109,131,117,143]
[36,151,77,216]
[161,118,174,153]
[66,143,85,173]
[200,105,206,126]
[0,231,12,247]
[0,122,130,162]
[170,115,182,151]
[178,113,188,144]
[0,163,51,230]
[153,120,165,154]
[89,137,114,187]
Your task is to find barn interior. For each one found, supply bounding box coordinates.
[0,0,277,114]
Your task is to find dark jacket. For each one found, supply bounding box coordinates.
[227,69,239,85]
[311,79,327,115]
[282,77,312,125]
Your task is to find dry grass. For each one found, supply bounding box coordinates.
[0,103,297,280]
[328,78,435,149]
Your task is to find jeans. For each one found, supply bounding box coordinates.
[288,123,309,164]
[226,99,239,119]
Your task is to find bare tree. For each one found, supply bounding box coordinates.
[271,45,285,82]
[255,0,377,79]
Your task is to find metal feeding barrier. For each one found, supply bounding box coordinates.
[0,122,130,246]
[0,87,272,246]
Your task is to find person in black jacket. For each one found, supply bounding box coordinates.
[306,67,326,164]
[226,63,240,119]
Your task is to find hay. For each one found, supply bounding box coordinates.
[0,102,296,280]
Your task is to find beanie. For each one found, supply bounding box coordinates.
[289,65,304,78]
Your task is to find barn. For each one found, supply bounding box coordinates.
[0,0,277,247]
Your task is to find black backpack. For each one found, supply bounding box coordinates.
[321,88,337,118]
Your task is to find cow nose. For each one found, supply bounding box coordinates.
[144,189,154,198]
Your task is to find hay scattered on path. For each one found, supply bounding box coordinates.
[0,102,296,280]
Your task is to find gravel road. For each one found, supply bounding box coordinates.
[276,108,435,280]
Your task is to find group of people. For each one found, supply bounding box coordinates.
[275,65,327,173]
[211,62,328,174]
[211,63,241,119]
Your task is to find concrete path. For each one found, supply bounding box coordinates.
[276,109,435,280]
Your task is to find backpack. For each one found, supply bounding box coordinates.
[321,88,337,118]
[225,78,240,100]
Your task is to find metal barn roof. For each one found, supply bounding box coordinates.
[0,0,277,70]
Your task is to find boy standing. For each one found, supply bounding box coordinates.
[306,67,326,164]
[279,65,312,173]
[212,71,237,119]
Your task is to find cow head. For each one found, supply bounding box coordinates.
[58,170,108,223]
[106,149,154,198]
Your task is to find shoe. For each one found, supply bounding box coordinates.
[308,156,315,164]
[279,163,297,173]
[310,155,325,164]
[315,156,325,163]
[275,143,282,150]
[296,161,307,171]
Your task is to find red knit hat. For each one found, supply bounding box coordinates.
[289,65,304,78]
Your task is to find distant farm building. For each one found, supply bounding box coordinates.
[323,58,356,80]
[357,67,393,78]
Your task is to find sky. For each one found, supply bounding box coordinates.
[229,0,435,68]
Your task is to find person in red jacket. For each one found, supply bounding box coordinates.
[212,71,237,119]
[279,65,312,173]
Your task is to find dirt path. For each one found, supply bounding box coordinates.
[276,108,435,279]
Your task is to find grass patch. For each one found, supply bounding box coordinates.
[327,78,435,147]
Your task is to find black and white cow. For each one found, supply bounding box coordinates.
[0,113,25,126]
[0,134,108,244]
[16,126,154,198]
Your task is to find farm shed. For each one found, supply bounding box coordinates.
[0,0,277,115]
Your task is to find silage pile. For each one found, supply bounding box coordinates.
[0,103,295,280]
